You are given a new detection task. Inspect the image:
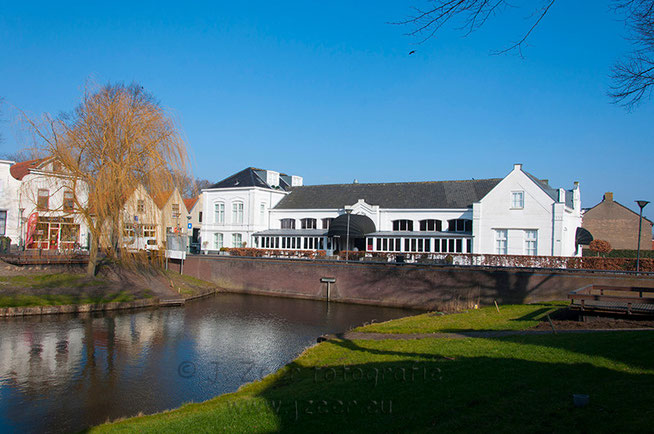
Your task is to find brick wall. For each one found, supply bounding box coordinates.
[174,255,654,310]
[583,193,652,250]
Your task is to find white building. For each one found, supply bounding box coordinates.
[200,168,302,251]
[202,164,584,257]
[1,158,89,250]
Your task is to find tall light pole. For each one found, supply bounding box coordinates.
[345,208,352,262]
[635,200,649,272]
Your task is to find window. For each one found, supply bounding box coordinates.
[63,190,75,212]
[419,219,442,232]
[448,219,472,232]
[281,218,296,229]
[392,220,413,231]
[232,233,242,247]
[232,202,244,224]
[260,203,266,223]
[322,218,334,229]
[143,225,156,238]
[511,191,525,209]
[172,203,180,218]
[214,203,225,223]
[301,218,317,229]
[137,200,145,213]
[37,189,49,210]
[495,229,508,254]
[525,230,538,255]
[214,233,223,249]
[0,211,6,236]
[199,212,203,223]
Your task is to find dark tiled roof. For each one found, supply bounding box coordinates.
[209,167,288,191]
[523,171,574,208]
[274,179,502,210]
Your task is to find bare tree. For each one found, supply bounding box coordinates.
[23,82,189,276]
[397,0,654,108]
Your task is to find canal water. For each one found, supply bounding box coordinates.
[0,293,420,433]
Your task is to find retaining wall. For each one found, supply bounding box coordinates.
[174,255,654,310]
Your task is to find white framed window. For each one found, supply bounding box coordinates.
[511,191,525,209]
[172,203,180,219]
[137,200,145,213]
[232,202,244,224]
[232,233,242,247]
[525,230,538,256]
[0,210,7,236]
[214,203,225,224]
[214,232,223,249]
[495,229,508,255]
[259,203,266,223]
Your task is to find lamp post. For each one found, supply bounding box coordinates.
[345,208,352,262]
[635,200,649,273]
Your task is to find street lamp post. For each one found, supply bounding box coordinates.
[635,200,649,273]
[345,208,352,262]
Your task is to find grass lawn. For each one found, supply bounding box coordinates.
[354,302,568,334]
[0,273,150,307]
[93,329,654,432]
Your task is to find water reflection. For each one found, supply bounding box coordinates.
[0,293,419,433]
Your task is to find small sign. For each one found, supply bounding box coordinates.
[187,223,192,229]
[134,215,139,222]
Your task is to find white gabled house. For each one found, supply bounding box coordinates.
[201,164,584,258]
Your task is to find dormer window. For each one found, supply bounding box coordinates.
[301,218,317,229]
[392,220,413,231]
[511,191,524,209]
[281,218,295,229]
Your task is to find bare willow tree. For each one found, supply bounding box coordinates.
[397,0,654,108]
[24,83,189,276]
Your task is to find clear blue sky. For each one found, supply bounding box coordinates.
[1,1,652,218]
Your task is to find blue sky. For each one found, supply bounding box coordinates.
[1,1,652,217]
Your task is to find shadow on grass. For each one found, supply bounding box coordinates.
[96,331,654,433]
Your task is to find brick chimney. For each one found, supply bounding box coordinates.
[603,192,613,202]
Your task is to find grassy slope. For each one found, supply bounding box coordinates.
[354,302,568,334]
[0,273,145,307]
[93,316,654,432]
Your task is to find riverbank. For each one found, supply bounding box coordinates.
[92,303,654,433]
[0,259,217,315]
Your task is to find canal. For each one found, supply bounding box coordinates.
[0,293,420,433]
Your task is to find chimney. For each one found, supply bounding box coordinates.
[541,179,549,185]
[513,163,523,171]
[603,192,613,202]
[558,188,566,203]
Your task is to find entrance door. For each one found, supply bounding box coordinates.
[48,225,59,250]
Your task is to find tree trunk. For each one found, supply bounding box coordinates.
[87,231,99,277]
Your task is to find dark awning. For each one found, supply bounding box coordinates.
[327,214,376,238]
[575,227,593,245]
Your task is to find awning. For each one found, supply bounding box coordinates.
[327,213,376,238]
[575,227,593,245]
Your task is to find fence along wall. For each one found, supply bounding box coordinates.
[177,256,654,310]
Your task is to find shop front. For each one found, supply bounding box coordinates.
[27,216,80,250]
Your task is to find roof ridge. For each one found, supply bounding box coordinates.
[290,178,503,188]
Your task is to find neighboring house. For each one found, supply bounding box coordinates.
[582,192,652,250]
[0,160,22,246]
[201,167,302,251]
[8,158,89,250]
[184,194,203,249]
[154,188,187,244]
[119,184,163,250]
[203,164,583,257]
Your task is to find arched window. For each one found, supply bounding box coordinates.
[232,201,244,224]
[419,219,442,232]
[447,219,472,232]
[301,218,317,229]
[281,218,296,229]
[214,203,225,224]
[392,220,413,231]
[322,218,334,229]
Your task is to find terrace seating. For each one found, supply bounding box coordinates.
[569,284,654,317]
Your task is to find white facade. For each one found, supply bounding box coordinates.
[473,164,582,257]
[201,164,583,257]
[0,160,22,244]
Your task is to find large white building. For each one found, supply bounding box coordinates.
[201,164,584,257]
